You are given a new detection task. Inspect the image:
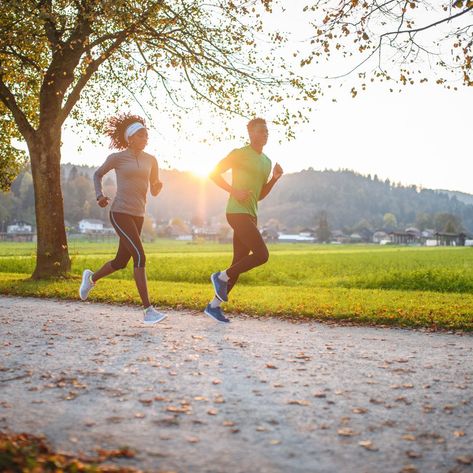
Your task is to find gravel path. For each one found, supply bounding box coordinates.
[0,296,472,473]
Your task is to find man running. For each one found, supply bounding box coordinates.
[205,118,283,323]
[79,113,166,325]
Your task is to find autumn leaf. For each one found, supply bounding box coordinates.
[358,440,378,451]
[287,399,310,406]
[457,456,473,465]
[337,428,358,436]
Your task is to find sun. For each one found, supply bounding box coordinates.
[186,158,215,179]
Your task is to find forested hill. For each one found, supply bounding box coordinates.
[259,169,473,232]
[3,165,473,233]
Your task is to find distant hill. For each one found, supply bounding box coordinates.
[437,189,473,206]
[4,164,473,232]
[258,169,473,232]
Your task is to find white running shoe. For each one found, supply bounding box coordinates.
[79,269,95,300]
[143,306,167,325]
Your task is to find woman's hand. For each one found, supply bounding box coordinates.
[97,196,110,208]
[151,180,163,196]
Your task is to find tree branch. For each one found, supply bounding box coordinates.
[0,76,34,141]
[58,31,129,123]
[38,0,62,48]
[381,5,473,39]
[0,48,43,73]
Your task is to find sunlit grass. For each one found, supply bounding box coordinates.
[0,240,472,329]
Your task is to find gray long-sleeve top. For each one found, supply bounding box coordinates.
[94,149,158,217]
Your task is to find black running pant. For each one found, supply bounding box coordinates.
[226,213,269,294]
[109,212,146,269]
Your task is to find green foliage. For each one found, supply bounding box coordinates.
[0,117,27,191]
[1,1,316,145]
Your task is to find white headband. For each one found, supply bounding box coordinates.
[124,122,146,143]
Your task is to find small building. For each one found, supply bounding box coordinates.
[78,219,104,233]
[372,231,390,244]
[278,233,316,243]
[435,232,468,247]
[349,233,363,243]
[331,230,350,244]
[7,221,33,234]
[390,229,420,245]
[261,228,279,242]
[192,227,220,242]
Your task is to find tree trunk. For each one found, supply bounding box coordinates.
[29,127,71,279]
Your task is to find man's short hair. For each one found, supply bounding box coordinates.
[247,118,267,133]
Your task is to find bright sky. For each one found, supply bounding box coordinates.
[61,4,472,195]
[63,81,471,194]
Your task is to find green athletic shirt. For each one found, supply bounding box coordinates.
[225,145,272,218]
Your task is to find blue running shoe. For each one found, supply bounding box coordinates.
[211,272,228,302]
[204,304,230,324]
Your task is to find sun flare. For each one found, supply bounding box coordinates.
[186,158,215,179]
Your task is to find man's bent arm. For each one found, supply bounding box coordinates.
[209,156,234,194]
[259,177,279,200]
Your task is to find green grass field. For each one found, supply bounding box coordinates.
[0,239,472,330]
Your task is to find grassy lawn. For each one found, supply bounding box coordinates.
[1,239,472,330]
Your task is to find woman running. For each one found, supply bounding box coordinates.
[79,113,166,325]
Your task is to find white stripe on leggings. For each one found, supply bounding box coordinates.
[110,212,141,267]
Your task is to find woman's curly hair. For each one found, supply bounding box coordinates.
[104,113,147,150]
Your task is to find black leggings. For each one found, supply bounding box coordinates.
[226,213,269,294]
[109,212,146,269]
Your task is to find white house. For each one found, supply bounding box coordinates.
[372,231,390,244]
[7,221,33,234]
[78,219,104,233]
[278,233,316,243]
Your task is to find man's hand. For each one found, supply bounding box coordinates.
[231,188,252,204]
[272,163,283,181]
[151,180,163,196]
[97,196,110,208]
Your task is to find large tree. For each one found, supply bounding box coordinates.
[0,0,315,278]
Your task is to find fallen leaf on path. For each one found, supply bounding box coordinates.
[139,399,153,405]
[96,447,135,459]
[400,466,418,473]
[457,456,473,465]
[287,400,310,406]
[337,428,358,437]
[166,406,190,414]
[358,440,378,451]
[406,451,422,459]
